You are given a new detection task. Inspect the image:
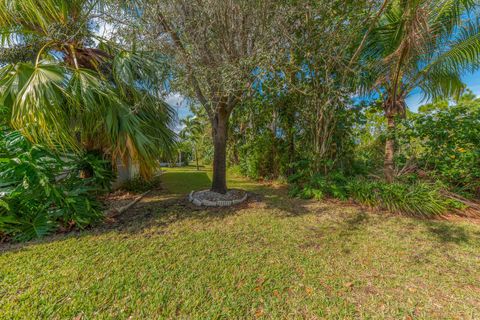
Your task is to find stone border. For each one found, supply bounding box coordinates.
[189,190,248,207]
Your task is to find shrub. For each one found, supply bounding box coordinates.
[121,175,162,193]
[347,180,450,217]
[238,134,279,180]
[397,99,480,196]
[290,171,460,217]
[0,131,112,241]
[303,171,349,200]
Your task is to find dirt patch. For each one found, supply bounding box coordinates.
[100,190,139,213]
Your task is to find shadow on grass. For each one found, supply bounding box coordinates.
[423,221,475,244]
[0,177,314,253]
[343,211,369,230]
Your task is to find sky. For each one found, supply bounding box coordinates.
[406,70,480,111]
[165,93,190,117]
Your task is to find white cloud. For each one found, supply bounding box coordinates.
[165,93,187,108]
[165,93,193,133]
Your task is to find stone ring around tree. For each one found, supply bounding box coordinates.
[189,189,248,207]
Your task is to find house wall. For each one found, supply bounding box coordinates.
[112,157,139,189]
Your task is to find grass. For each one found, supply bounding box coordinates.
[1,166,480,319]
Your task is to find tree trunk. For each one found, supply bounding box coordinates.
[281,103,296,176]
[271,107,278,178]
[287,130,295,175]
[384,115,396,183]
[195,146,199,171]
[80,138,96,179]
[211,109,229,194]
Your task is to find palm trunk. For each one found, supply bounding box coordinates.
[284,105,296,176]
[79,167,94,179]
[384,115,396,183]
[211,109,229,194]
[195,146,199,171]
[287,130,295,175]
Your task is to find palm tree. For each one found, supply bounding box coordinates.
[0,0,176,176]
[179,116,203,171]
[361,0,480,182]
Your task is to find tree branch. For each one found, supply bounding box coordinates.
[348,0,390,68]
[156,9,213,118]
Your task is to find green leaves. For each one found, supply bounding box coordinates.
[0,0,98,45]
[4,63,74,147]
[402,97,480,194]
[0,0,177,176]
[289,170,454,217]
[347,179,450,217]
[361,0,479,104]
[0,130,107,241]
[0,59,176,175]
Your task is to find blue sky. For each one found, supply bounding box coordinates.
[406,70,480,111]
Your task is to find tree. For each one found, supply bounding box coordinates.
[360,0,480,182]
[226,0,381,177]
[0,0,176,176]
[132,0,284,193]
[179,116,203,171]
[408,92,480,195]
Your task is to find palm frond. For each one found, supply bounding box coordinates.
[111,49,170,96]
[418,67,465,101]
[0,63,74,147]
[430,0,476,34]
[424,20,480,75]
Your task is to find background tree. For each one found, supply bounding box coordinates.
[360,0,480,182]
[227,0,385,179]
[179,115,203,171]
[402,92,480,196]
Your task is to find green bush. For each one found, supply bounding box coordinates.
[397,98,480,196]
[347,180,451,217]
[303,171,349,200]
[238,133,280,180]
[290,171,460,217]
[0,131,112,241]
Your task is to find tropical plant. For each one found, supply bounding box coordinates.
[0,0,176,176]
[0,130,109,241]
[289,169,459,217]
[399,93,480,196]
[346,179,453,217]
[361,0,480,182]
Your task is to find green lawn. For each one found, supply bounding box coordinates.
[1,167,480,319]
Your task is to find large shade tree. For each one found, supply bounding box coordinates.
[361,0,480,182]
[126,0,284,193]
[0,0,176,176]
